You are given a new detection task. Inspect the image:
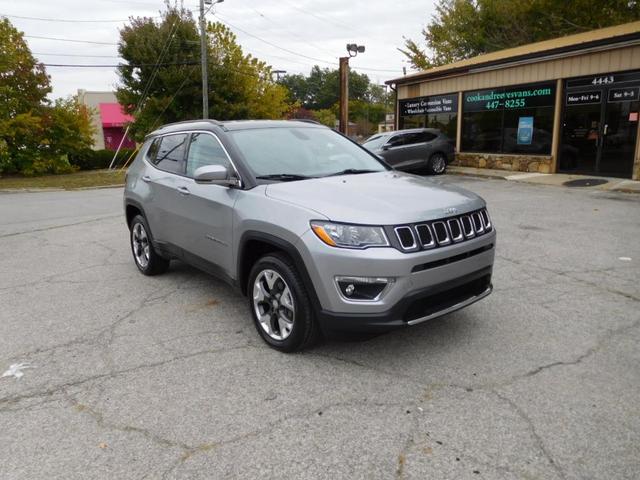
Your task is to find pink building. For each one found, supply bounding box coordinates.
[78,90,136,151]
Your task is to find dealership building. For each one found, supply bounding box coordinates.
[387,21,640,180]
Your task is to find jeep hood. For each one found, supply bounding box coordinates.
[264,171,484,225]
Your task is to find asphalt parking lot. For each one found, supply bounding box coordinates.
[1,176,639,480]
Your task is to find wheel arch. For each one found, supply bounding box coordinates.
[237,231,322,312]
[125,199,147,228]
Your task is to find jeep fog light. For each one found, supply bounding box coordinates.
[335,276,394,301]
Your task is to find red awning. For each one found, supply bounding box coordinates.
[99,103,133,128]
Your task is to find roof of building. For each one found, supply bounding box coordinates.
[99,103,133,128]
[388,21,640,85]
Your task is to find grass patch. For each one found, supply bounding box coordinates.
[0,169,126,190]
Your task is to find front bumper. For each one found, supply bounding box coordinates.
[296,228,496,332]
[317,266,492,332]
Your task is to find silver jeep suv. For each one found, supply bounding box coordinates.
[124,120,495,352]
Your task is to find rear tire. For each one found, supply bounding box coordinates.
[426,152,447,175]
[248,253,319,352]
[129,214,170,276]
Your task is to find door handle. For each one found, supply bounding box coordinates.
[176,186,190,196]
[141,175,151,183]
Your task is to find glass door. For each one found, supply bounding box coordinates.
[560,71,640,178]
[560,98,602,174]
[599,92,639,177]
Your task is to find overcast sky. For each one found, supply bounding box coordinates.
[1,0,436,99]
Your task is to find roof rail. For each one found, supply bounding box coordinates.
[167,118,225,127]
[288,118,322,125]
[152,118,227,133]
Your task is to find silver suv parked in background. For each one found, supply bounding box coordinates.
[362,128,455,174]
[124,120,495,352]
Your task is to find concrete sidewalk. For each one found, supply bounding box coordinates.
[447,165,640,194]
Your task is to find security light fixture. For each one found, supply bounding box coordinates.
[346,43,365,57]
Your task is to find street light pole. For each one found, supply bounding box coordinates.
[199,0,208,119]
[339,57,349,134]
[339,44,365,135]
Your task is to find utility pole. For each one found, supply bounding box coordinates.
[340,44,365,135]
[199,0,208,119]
[339,57,349,134]
[199,0,224,119]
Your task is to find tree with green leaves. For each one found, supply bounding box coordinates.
[281,66,392,134]
[116,5,290,141]
[0,18,94,175]
[401,0,640,70]
[280,66,372,110]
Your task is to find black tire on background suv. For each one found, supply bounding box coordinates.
[426,152,447,175]
[248,253,319,352]
[129,214,170,276]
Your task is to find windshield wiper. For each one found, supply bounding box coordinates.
[255,173,315,182]
[324,168,379,177]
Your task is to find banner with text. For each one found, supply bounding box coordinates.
[399,94,458,116]
[463,83,556,112]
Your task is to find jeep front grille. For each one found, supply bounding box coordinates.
[415,224,435,249]
[393,208,492,252]
[394,226,416,250]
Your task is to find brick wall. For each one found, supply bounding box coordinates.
[452,153,553,174]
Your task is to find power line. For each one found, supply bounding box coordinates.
[24,35,118,46]
[279,0,361,33]
[247,8,337,59]
[42,61,198,67]
[215,14,401,74]
[215,15,336,66]
[1,13,155,23]
[131,15,182,115]
[33,52,122,58]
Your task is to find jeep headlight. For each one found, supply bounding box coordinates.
[310,221,389,249]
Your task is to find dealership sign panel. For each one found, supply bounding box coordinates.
[463,82,557,112]
[399,94,458,116]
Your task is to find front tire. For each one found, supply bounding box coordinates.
[129,214,170,276]
[248,253,319,352]
[427,152,447,175]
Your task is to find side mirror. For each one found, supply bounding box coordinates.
[194,165,240,187]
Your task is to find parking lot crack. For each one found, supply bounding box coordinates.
[497,254,640,303]
[67,395,191,451]
[505,315,640,385]
[0,344,256,409]
[0,214,122,238]
[492,390,567,480]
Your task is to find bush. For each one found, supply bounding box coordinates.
[69,148,136,170]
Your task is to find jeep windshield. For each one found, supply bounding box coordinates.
[229,126,388,181]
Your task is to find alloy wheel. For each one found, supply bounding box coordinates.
[132,222,150,269]
[431,154,446,174]
[252,269,295,341]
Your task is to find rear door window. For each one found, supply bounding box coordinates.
[151,134,187,174]
[402,133,421,145]
[416,132,438,143]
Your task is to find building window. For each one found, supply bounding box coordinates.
[399,93,458,141]
[461,82,556,154]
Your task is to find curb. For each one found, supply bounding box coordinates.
[445,169,508,180]
[0,184,125,193]
[446,167,640,195]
